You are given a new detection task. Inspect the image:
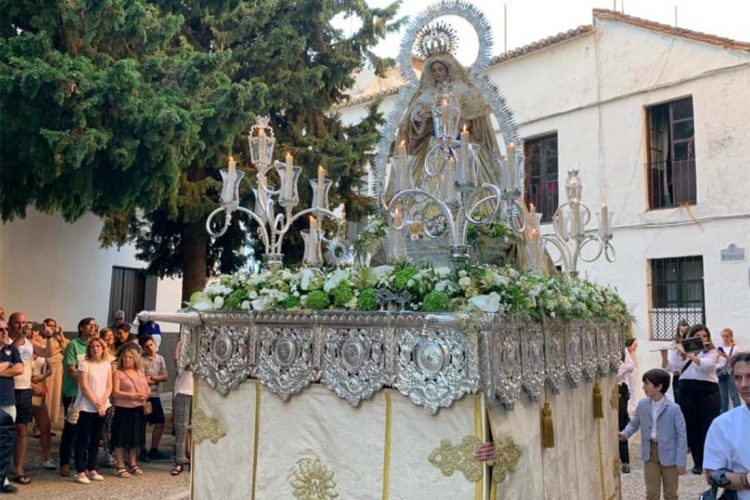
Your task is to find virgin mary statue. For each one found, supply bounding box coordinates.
[397,27,504,192]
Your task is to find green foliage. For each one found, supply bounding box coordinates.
[392,266,419,292]
[306,290,330,311]
[421,291,449,312]
[224,289,248,310]
[357,287,378,311]
[1,0,402,299]
[331,282,354,307]
[281,295,301,309]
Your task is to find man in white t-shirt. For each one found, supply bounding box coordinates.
[703,351,750,498]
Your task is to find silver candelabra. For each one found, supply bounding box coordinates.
[538,170,615,275]
[206,116,344,269]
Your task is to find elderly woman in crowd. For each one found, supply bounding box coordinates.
[110,344,149,478]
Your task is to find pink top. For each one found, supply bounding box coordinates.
[113,369,149,408]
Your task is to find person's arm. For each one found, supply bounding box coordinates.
[153,356,168,383]
[63,344,79,383]
[688,350,719,372]
[0,361,23,377]
[704,470,750,491]
[32,331,53,357]
[0,361,8,372]
[98,366,112,413]
[673,407,688,474]
[620,405,641,440]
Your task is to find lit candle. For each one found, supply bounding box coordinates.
[529,202,536,219]
[507,142,516,189]
[459,124,469,185]
[600,203,609,237]
[226,156,236,200]
[397,140,408,190]
[393,207,403,227]
[285,153,294,199]
[572,198,581,237]
[317,165,326,209]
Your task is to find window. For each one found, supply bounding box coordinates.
[648,256,705,340]
[646,97,696,209]
[108,266,157,325]
[524,134,558,223]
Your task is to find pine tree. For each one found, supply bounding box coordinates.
[1,0,402,300]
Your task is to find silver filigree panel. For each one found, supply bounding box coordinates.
[542,324,566,395]
[394,327,479,414]
[193,323,254,396]
[579,324,597,382]
[565,325,583,387]
[520,324,545,401]
[491,326,523,410]
[320,327,389,407]
[595,325,610,376]
[609,324,623,373]
[256,325,317,400]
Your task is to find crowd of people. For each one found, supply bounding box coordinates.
[616,322,749,500]
[0,307,193,493]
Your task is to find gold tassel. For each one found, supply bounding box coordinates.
[593,380,604,419]
[541,401,555,448]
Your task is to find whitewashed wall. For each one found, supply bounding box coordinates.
[0,209,182,333]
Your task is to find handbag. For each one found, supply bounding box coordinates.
[66,405,81,424]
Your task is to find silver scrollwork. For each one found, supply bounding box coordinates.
[565,324,583,387]
[579,323,597,382]
[492,326,523,410]
[193,323,254,396]
[520,324,545,401]
[542,323,566,395]
[394,327,479,414]
[256,325,317,400]
[321,327,388,407]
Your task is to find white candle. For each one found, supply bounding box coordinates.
[393,207,403,227]
[600,203,609,237]
[397,141,407,190]
[529,202,536,219]
[226,156,236,200]
[285,153,294,199]
[317,165,326,208]
[572,198,581,237]
[459,125,469,185]
[507,142,516,189]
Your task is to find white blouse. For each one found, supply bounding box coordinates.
[74,359,112,413]
[666,347,719,383]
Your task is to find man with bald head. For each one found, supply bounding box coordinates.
[0,319,23,493]
[7,312,52,486]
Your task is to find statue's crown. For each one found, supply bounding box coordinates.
[415,22,458,59]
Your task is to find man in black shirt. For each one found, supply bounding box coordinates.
[0,320,23,494]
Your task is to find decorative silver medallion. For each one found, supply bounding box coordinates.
[256,326,316,400]
[192,321,254,396]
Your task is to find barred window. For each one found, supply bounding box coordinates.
[648,256,705,340]
[646,97,696,209]
[524,134,558,223]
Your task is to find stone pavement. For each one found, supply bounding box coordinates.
[9,393,190,499]
[621,438,708,500]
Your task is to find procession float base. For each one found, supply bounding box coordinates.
[148,311,624,500]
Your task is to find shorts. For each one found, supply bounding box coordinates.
[14,389,33,424]
[145,396,165,425]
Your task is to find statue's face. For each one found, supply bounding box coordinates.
[430,62,449,84]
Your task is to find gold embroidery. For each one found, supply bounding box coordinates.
[491,436,522,484]
[428,436,483,482]
[192,407,227,444]
[289,458,339,499]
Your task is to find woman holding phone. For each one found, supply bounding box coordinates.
[716,328,741,412]
[665,324,719,474]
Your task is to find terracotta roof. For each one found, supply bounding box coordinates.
[593,9,750,52]
[338,9,750,108]
[490,25,594,64]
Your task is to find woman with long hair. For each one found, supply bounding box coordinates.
[661,319,690,402]
[42,318,68,425]
[72,338,112,484]
[665,324,719,474]
[110,344,149,477]
[716,328,741,412]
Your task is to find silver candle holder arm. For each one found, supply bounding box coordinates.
[206,116,345,269]
[539,170,615,275]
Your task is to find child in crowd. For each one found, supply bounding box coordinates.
[139,335,168,461]
[619,368,688,500]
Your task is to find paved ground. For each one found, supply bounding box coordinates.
[9,394,190,499]
[621,439,708,500]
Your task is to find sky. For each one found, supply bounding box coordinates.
[358,0,750,63]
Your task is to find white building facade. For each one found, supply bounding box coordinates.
[339,10,750,370]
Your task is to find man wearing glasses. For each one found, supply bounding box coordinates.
[0,320,23,493]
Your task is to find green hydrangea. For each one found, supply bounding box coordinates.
[357,288,378,311]
[332,282,354,307]
[306,290,331,310]
[393,266,419,292]
[281,295,301,309]
[421,291,449,312]
[223,289,248,310]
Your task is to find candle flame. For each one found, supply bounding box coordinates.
[228,155,234,162]
[463,124,468,133]
[400,140,406,148]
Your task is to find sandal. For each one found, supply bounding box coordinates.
[10,475,31,485]
[115,468,131,478]
[171,464,184,476]
[129,465,144,475]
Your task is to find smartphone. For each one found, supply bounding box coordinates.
[33,322,46,333]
